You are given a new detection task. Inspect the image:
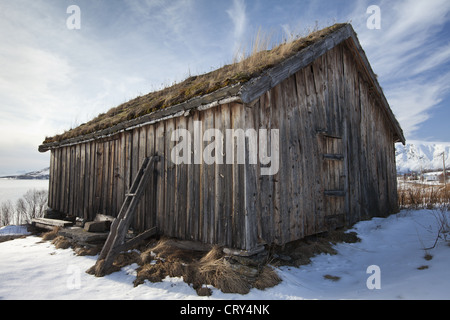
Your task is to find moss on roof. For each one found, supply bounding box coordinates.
[42,23,347,144]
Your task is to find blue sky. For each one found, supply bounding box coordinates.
[0,0,449,174]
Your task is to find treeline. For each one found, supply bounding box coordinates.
[0,189,48,227]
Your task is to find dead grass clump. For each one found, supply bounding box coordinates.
[253,266,282,290]
[42,227,60,241]
[327,230,359,244]
[270,229,360,267]
[398,183,450,210]
[197,256,251,295]
[323,274,341,282]
[134,260,171,286]
[147,238,206,263]
[113,251,141,269]
[424,253,433,261]
[74,245,102,256]
[51,236,72,249]
[133,241,280,296]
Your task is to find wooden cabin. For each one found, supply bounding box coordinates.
[39,23,405,252]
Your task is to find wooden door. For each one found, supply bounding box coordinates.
[320,134,347,229]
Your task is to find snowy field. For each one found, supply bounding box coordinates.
[0,209,449,300]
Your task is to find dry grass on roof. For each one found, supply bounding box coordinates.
[43,23,347,144]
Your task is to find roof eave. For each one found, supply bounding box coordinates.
[38,84,243,153]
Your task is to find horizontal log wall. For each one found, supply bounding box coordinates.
[48,41,399,250]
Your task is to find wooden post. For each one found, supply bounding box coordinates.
[443,151,447,188]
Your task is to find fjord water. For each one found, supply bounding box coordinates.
[0,179,49,204]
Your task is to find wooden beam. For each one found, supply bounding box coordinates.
[112,227,157,254]
[324,190,346,197]
[323,154,344,161]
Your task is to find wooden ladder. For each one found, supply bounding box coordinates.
[88,156,159,276]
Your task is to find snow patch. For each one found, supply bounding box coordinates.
[0,210,449,300]
[0,225,31,236]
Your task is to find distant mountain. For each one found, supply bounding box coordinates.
[2,144,448,179]
[396,141,450,173]
[0,167,50,180]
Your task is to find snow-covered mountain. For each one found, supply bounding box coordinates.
[1,143,448,178]
[396,141,450,173]
[0,167,50,180]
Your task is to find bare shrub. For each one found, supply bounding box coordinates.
[0,200,13,227]
[398,183,450,210]
[42,227,60,241]
[0,189,48,227]
[22,189,48,221]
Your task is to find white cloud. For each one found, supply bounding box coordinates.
[386,74,450,138]
[227,0,248,54]
[353,0,450,76]
[348,0,450,140]
[413,43,450,75]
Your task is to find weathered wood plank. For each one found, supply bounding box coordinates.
[101,141,109,215]
[213,107,224,245]
[267,86,282,245]
[32,218,73,229]
[137,126,147,232]
[83,142,91,220]
[174,116,188,239]
[69,146,76,216]
[116,134,125,220]
[165,119,176,237]
[229,102,245,248]
[155,121,165,235]
[79,143,86,219]
[145,125,156,230]
[130,129,140,228]
[285,74,303,241]
[257,91,275,245]
[113,227,157,254]
[201,108,214,244]
[190,110,201,242]
[244,101,259,250]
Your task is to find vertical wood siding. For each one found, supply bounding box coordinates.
[47,41,398,250]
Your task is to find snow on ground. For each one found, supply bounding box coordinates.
[0,209,449,300]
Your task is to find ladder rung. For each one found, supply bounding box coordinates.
[126,193,136,197]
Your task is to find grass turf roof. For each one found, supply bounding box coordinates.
[42,23,347,144]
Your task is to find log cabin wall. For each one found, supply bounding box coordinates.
[48,101,252,249]
[47,41,399,251]
[241,41,399,248]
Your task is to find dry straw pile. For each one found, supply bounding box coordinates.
[134,238,281,296]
